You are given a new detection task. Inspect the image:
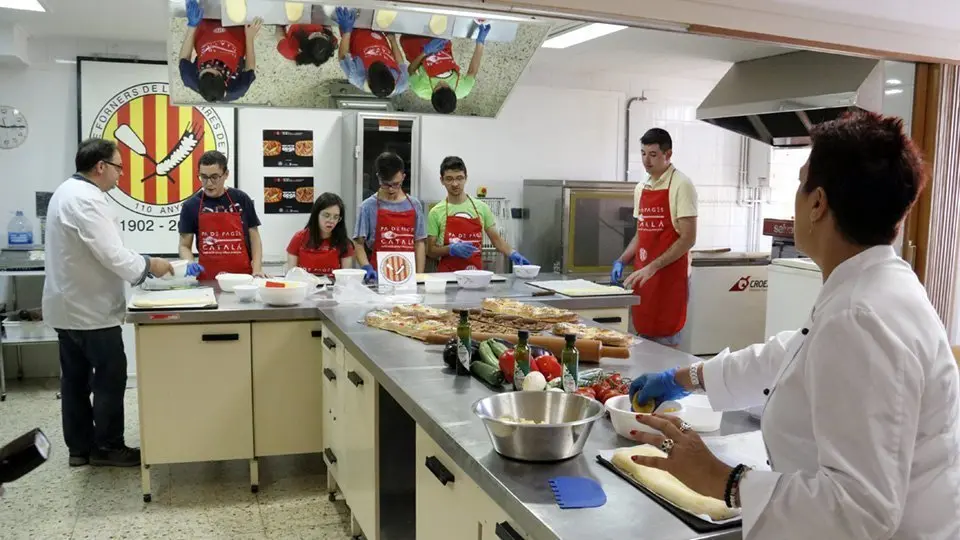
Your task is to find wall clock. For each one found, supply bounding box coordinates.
[0,106,28,150]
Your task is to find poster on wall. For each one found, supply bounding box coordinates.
[77,58,237,255]
[263,176,314,214]
[262,130,314,168]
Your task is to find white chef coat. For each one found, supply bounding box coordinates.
[702,245,960,540]
[42,175,149,330]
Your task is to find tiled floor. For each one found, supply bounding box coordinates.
[0,379,353,539]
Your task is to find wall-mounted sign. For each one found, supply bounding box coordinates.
[262,130,314,168]
[264,176,314,214]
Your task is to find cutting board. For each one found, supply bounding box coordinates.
[128,288,218,311]
[415,273,507,284]
[527,280,633,297]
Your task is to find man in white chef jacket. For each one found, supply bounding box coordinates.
[42,138,172,468]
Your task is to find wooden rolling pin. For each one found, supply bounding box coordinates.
[425,332,628,362]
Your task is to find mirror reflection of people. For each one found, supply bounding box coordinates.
[427,156,529,271]
[178,0,261,103]
[401,24,489,114]
[286,193,355,277]
[276,23,338,66]
[353,152,427,282]
[335,7,408,98]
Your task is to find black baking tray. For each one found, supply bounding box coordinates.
[596,455,742,534]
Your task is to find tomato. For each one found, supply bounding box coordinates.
[606,373,623,387]
[499,350,516,383]
[575,388,596,400]
[595,388,613,404]
[265,281,286,288]
[535,355,563,381]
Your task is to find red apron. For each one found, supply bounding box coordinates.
[437,198,483,272]
[195,20,246,74]
[298,239,342,277]
[400,36,460,80]
[196,191,252,281]
[278,24,334,61]
[371,196,417,272]
[631,170,688,337]
[350,29,399,71]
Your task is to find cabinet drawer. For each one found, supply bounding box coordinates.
[415,425,483,540]
[576,307,630,333]
[321,325,344,482]
[343,351,379,540]
[136,323,253,465]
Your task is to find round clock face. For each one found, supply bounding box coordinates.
[0,106,28,150]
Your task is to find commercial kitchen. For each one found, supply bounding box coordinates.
[1,0,960,539]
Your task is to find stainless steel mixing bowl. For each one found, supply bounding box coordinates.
[472,391,606,462]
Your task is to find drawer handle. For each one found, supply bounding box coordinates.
[424,456,454,486]
[323,337,337,350]
[592,316,622,324]
[201,333,239,342]
[323,368,337,381]
[347,371,364,387]
[324,448,337,464]
[496,522,523,540]
[311,330,323,338]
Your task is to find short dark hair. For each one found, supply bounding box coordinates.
[296,30,336,66]
[198,72,226,102]
[440,156,467,177]
[76,138,118,173]
[198,150,228,172]
[805,111,925,246]
[640,128,672,152]
[367,62,396,98]
[431,87,457,114]
[374,152,405,183]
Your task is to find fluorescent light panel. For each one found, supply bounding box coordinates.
[886,78,902,86]
[542,23,626,49]
[885,88,904,95]
[0,0,45,12]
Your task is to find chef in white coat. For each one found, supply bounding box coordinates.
[627,112,960,539]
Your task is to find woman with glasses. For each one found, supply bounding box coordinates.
[286,193,354,277]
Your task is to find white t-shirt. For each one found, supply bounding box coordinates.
[633,165,698,232]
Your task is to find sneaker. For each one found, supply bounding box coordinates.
[90,446,141,467]
[69,455,89,467]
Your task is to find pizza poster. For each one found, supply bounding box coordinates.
[263,176,314,214]
[262,130,314,168]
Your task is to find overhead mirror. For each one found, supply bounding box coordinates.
[166,0,550,117]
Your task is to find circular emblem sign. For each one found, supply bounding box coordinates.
[381,254,412,284]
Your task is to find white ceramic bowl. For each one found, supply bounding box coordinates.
[605,395,685,439]
[216,273,253,292]
[513,265,541,279]
[677,394,724,432]
[333,268,367,285]
[233,284,259,302]
[454,270,493,290]
[167,259,189,280]
[258,280,309,306]
[423,275,448,293]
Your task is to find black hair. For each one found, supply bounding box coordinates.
[367,62,396,98]
[295,30,336,66]
[198,72,227,102]
[76,138,119,173]
[640,128,673,152]
[198,150,228,172]
[374,152,405,183]
[440,156,467,177]
[431,87,457,114]
[805,111,925,246]
[305,192,350,255]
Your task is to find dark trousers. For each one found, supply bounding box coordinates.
[56,326,128,455]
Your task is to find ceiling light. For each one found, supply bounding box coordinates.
[886,78,902,86]
[54,58,76,65]
[0,0,45,12]
[397,5,532,23]
[885,88,904,95]
[542,23,626,49]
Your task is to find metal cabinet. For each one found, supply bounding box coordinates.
[415,425,485,540]
[342,348,379,540]
[321,325,346,495]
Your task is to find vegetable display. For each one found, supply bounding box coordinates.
[575,370,631,405]
[441,337,583,394]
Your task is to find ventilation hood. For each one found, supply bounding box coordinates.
[696,51,885,147]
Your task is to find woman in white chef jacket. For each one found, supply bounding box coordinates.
[628,112,960,539]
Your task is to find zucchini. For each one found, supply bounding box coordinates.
[478,341,500,367]
[470,361,505,387]
[487,339,509,359]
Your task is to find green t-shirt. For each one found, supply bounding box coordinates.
[410,70,476,101]
[427,198,496,246]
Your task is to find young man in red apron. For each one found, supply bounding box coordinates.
[615,129,698,347]
[335,8,408,98]
[179,1,260,102]
[400,25,489,114]
[426,157,530,271]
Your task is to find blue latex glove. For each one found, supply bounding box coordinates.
[186,0,203,27]
[509,251,530,266]
[450,242,479,259]
[361,264,377,283]
[628,368,690,410]
[611,260,624,284]
[335,7,357,34]
[186,262,205,277]
[476,24,491,45]
[423,38,447,56]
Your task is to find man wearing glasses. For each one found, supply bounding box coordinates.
[178,150,265,278]
[43,138,173,468]
[353,152,427,282]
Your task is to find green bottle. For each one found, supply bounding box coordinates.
[456,310,471,376]
[514,330,531,390]
[561,334,579,393]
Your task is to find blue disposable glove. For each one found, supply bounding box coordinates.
[186,262,205,277]
[450,242,479,259]
[335,7,357,34]
[628,368,690,410]
[361,264,377,283]
[476,24,491,45]
[509,251,530,266]
[423,38,447,56]
[611,260,624,284]
[186,0,204,27]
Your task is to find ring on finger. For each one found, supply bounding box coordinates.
[678,420,693,433]
[659,438,675,456]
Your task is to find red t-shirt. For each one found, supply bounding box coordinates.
[286,229,355,258]
[277,24,331,61]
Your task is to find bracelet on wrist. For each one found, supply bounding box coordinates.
[724,464,749,508]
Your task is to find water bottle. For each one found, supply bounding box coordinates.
[8,211,34,247]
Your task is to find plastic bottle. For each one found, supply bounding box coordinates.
[8,211,33,247]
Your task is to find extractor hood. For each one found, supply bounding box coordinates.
[696,51,885,147]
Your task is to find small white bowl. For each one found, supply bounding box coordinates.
[233,284,259,302]
[605,395,685,439]
[513,265,541,279]
[423,275,448,293]
[216,273,253,292]
[454,270,493,290]
[333,268,367,285]
[677,394,724,432]
[258,280,309,306]
[167,259,189,280]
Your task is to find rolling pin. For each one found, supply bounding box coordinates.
[426,332,628,362]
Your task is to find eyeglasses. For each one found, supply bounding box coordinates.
[199,173,224,183]
[380,181,403,190]
[319,212,341,223]
[102,160,124,172]
[442,176,466,184]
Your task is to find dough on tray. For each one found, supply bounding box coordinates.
[285,2,305,22]
[224,0,247,24]
[376,10,398,29]
[428,15,448,35]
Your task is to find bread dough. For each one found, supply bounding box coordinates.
[132,298,210,308]
[284,2,305,23]
[611,445,740,521]
[428,15,448,35]
[375,10,398,29]
[224,0,247,24]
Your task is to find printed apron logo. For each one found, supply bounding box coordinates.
[201,231,244,254]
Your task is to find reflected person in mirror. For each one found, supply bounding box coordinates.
[335,7,408,98]
[276,22,338,67]
[178,0,261,103]
[400,23,489,114]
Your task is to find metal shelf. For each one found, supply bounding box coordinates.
[2,336,58,346]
